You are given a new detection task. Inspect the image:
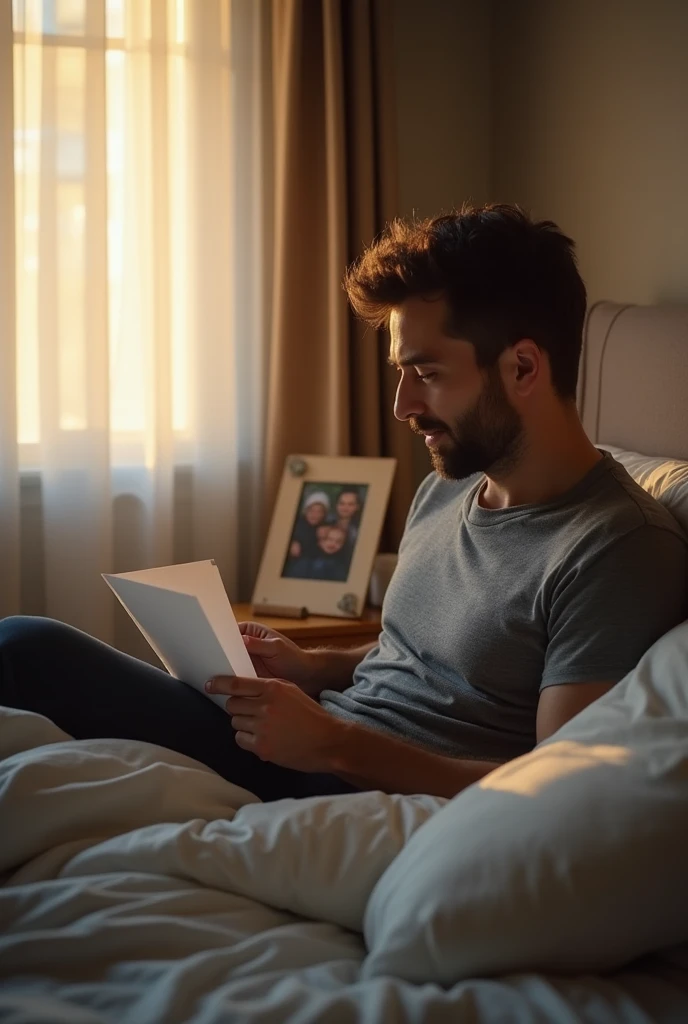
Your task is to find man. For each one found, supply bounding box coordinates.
[1,204,686,802]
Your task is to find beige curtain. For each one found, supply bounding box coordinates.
[2,0,413,647]
[2,0,270,649]
[0,3,20,618]
[265,0,415,549]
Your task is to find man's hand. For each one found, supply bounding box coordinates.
[238,622,324,695]
[206,674,343,772]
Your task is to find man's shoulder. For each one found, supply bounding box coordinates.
[546,458,687,590]
[564,455,687,550]
[604,456,686,536]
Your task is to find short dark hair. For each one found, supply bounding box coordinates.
[343,203,587,400]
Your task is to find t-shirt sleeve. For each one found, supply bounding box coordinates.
[541,525,688,689]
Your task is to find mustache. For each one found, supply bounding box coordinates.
[410,417,449,435]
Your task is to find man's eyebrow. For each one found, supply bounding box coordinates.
[387,352,438,368]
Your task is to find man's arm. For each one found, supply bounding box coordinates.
[328,721,503,798]
[306,643,377,695]
[535,679,615,741]
[207,674,616,799]
[327,679,616,797]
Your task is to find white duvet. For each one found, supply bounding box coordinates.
[1,705,687,1023]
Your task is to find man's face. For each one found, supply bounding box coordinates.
[319,527,347,554]
[336,492,359,520]
[389,296,524,481]
[304,502,327,526]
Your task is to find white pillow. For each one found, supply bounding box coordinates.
[362,619,688,985]
[603,444,688,535]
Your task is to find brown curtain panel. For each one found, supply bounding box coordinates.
[265,0,416,550]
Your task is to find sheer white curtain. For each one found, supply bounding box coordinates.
[1,0,270,652]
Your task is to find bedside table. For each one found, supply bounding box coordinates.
[232,603,382,650]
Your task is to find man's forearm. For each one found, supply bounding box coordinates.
[324,718,504,798]
[306,642,377,695]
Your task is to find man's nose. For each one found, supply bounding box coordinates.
[394,374,427,422]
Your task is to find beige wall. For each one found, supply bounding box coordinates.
[392,0,492,219]
[394,0,688,311]
[392,0,688,487]
[391,0,493,483]
[492,0,688,308]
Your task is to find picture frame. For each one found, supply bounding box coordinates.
[252,454,397,619]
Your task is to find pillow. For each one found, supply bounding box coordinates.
[603,444,688,535]
[362,619,688,985]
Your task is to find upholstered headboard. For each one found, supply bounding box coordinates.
[578,301,688,460]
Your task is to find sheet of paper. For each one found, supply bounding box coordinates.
[103,560,255,710]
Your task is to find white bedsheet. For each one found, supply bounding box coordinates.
[1,705,687,1023]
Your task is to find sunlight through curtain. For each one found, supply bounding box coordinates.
[1,0,269,653]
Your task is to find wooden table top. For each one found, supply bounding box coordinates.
[232,602,382,640]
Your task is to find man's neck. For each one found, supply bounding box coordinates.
[479,413,603,510]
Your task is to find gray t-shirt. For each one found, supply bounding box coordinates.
[320,452,688,761]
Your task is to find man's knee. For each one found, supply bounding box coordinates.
[0,615,72,657]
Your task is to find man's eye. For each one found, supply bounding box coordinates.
[417,372,436,383]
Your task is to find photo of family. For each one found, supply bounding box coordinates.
[281,482,368,582]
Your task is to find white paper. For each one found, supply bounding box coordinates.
[103,560,255,709]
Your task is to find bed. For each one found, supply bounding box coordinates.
[2,300,688,1023]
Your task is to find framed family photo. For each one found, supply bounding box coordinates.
[252,455,396,618]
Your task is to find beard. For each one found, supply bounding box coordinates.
[412,367,524,481]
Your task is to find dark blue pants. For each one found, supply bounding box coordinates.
[0,615,358,802]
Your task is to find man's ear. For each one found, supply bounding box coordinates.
[509,341,540,394]
[515,351,530,380]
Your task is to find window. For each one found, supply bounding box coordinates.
[12,0,216,466]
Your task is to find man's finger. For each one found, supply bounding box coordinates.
[206,675,267,697]
[229,714,257,733]
[225,696,263,715]
[234,730,258,753]
[238,621,266,637]
[242,635,278,657]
